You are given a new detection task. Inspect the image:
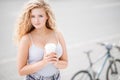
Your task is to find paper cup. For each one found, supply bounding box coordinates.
[44,43,56,54]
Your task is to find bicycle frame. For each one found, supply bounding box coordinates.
[86,50,115,80]
[95,51,110,79]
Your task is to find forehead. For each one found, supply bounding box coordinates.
[31,8,46,15]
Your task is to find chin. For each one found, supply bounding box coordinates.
[36,27,42,29]
[35,26,42,29]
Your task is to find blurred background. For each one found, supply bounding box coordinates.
[0,0,120,80]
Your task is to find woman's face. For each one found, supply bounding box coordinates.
[30,8,48,29]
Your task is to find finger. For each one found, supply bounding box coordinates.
[50,52,56,54]
[47,52,56,56]
[47,54,57,58]
[49,58,58,61]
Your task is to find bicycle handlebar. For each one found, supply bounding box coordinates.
[114,45,120,51]
[97,42,120,51]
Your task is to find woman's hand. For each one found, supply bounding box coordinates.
[43,52,58,65]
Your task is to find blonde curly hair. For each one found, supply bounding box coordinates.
[14,0,56,45]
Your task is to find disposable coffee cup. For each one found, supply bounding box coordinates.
[44,43,57,54]
[45,43,58,64]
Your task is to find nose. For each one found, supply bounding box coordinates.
[34,17,39,23]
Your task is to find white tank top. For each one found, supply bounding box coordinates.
[28,33,63,77]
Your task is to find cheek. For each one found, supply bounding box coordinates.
[31,18,35,24]
[43,16,48,22]
[41,18,47,24]
[42,17,47,21]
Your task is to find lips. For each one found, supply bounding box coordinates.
[35,23,40,25]
[34,23,41,26]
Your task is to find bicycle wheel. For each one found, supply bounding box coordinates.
[106,59,120,80]
[71,70,92,80]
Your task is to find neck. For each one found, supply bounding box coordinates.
[34,27,48,35]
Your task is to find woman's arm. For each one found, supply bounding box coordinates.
[55,31,68,69]
[17,35,47,76]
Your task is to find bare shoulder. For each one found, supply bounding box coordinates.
[55,30,64,39]
[20,34,30,42]
[55,30,66,44]
[19,34,30,47]
[55,29,63,36]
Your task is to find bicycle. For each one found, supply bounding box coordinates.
[71,42,120,80]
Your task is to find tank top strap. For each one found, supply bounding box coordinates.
[29,33,33,44]
[54,31,59,44]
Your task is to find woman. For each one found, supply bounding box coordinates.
[14,0,68,80]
